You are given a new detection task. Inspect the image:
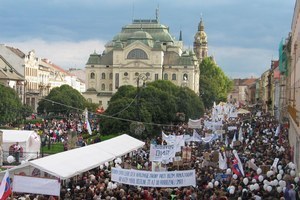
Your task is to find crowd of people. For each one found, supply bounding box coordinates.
[11,109,300,200]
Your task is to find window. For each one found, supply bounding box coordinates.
[101,73,106,79]
[135,72,139,76]
[109,84,113,91]
[127,49,148,59]
[101,84,105,90]
[99,100,102,105]
[164,73,168,80]
[172,73,176,80]
[115,73,119,89]
[90,72,95,79]
[109,73,113,79]
[183,73,188,80]
[155,74,159,80]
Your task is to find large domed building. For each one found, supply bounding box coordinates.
[84,15,208,109]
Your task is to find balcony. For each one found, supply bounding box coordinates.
[288,105,299,126]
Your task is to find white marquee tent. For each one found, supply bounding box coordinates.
[0,129,41,162]
[1,134,145,180]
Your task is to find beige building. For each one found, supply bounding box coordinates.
[0,45,25,102]
[286,0,300,173]
[84,16,208,108]
[227,78,257,106]
[1,45,85,112]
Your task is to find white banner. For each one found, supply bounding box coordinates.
[150,144,176,162]
[111,168,196,188]
[188,119,201,129]
[13,175,60,196]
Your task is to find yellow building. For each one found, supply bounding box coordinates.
[84,15,208,109]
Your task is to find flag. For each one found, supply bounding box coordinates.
[219,151,227,170]
[275,125,280,137]
[0,171,12,200]
[84,108,92,135]
[192,129,202,142]
[230,133,236,148]
[161,131,175,144]
[238,127,243,142]
[225,135,229,147]
[232,150,245,176]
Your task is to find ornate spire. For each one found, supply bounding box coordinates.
[198,17,204,31]
[179,30,182,41]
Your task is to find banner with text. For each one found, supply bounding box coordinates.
[111,168,196,188]
[150,144,176,162]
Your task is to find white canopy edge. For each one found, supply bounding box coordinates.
[1,134,144,180]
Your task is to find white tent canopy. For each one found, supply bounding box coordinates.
[2,134,144,180]
[0,129,41,161]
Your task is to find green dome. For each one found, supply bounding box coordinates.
[127,30,154,47]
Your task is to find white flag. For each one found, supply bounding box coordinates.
[219,151,227,170]
[192,129,202,142]
[230,133,237,148]
[238,127,243,142]
[85,108,92,135]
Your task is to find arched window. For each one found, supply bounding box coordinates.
[109,73,113,79]
[183,73,188,80]
[101,73,106,79]
[90,72,95,79]
[164,73,168,80]
[101,84,105,91]
[172,73,176,80]
[109,84,113,91]
[127,49,148,59]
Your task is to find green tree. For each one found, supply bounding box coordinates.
[0,84,32,125]
[37,84,88,115]
[200,57,233,109]
[100,80,204,137]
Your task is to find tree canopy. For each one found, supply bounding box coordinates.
[37,84,93,116]
[100,80,204,138]
[200,57,233,109]
[0,84,32,125]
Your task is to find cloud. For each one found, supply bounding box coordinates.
[5,39,106,69]
[210,45,274,79]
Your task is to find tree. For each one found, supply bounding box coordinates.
[0,84,32,125]
[37,84,88,116]
[200,57,233,109]
[100,80,204,137]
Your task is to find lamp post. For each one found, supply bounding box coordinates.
[131,73,149,138]
[41,134,46,157]
[136,73,149,122]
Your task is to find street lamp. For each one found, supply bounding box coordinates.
[135,73,149,122]
[41,134,46,157]
[130,73,149,138]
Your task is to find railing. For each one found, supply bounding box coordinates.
[288,105,299,126]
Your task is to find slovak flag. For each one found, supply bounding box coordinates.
[0,171,12,200]
[232,150,245,177]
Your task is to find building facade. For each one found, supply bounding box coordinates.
[286,0,300,173]
[84,17,208,108]
[0,45,85,112]
[227,78,257,106]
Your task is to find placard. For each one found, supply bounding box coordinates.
[111,168,196,188]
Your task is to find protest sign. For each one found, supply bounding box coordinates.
[150,144,176,162]
[111,168,196,188]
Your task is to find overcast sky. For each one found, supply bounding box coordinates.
[0,0,295,79]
